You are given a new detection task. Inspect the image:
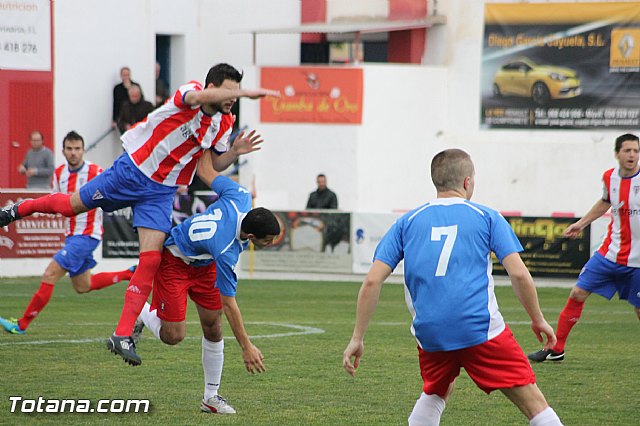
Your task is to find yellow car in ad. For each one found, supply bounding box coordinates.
[493,57,581,106]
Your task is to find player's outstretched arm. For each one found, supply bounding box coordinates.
[343,261,392,377]
[184,87,279,106]
[564,199,611,239]
[221,294,265,374]
[502,253,557,350]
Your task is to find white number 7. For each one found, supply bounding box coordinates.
[431,225,458,277]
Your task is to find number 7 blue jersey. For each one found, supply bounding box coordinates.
[374,198,523,352]
[164,175,252,297]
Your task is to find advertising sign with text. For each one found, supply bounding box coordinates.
[0,0,51,71]
[482,2,640,129]
[260,67,363,124]
[492,216,590,278]
[0,191,64,259]
[242,211,352,273]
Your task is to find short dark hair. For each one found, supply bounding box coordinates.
[431,149,474,192]
[615,133,639,153]
[205,63,243,87]
[63,130,85,149]
[241,207,280,238]
[317,174,326,179]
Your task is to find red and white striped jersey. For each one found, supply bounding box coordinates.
[597,167,640,267]
[121,80,235,187]
[53,161,104,240]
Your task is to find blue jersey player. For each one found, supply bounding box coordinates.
[134,149,280,414]
[343,149,563,426]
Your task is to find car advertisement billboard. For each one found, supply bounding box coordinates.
[481,2,640,129]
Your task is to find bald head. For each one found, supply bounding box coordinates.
[430,149,474,193]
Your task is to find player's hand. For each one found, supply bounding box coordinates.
[231,130,263,156]
[243,88,280,99]
[563,222,582,239]
[242,344,265,374]
[343,339,364,377]
[25,168,38,177]
[531,319,557,351]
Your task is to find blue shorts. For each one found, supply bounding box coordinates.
[79,154,176,233]
[53,235,100,277]
[577,252,640,307]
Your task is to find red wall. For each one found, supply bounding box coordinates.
[0,0,54,189]
[388,0,427,63]
[301,0,326,43]
[0,71,54,189]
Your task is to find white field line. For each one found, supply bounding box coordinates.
[0,322,324,346]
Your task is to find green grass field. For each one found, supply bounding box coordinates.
[0,276,638,425]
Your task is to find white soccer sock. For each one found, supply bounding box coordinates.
[202,337,224,401]
[408,392,446,426]
[530,407,563,426]
[139,302,161,339]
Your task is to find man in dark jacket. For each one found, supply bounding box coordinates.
[117,84,155,134]
[306,174,338,209]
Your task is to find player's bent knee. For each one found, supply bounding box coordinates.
[159,324,185,345]
[203,328,222,342]
[569,286,590,301]
[73,285,90,294]
[160,332,184,345]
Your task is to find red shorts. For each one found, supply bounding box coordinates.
[418,325,535,397]
[150,249,222,322]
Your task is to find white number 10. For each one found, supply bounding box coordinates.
[188,209,223,241]
[430,225,458,277]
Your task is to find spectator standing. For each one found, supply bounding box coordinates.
[112,66,139,129]
[117,84,155,133]
[18,130,54,189]
[306,174,338,209]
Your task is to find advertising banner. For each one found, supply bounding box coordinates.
[0,191,64,258]
[242,211,352,273]
[0,0,51,71]
[481,2,640,129]
[351,212,403,275]
[102,192,218,258]
[260,67,363,123]
[492,216,590,278]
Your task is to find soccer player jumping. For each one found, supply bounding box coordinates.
[0,64,279,365]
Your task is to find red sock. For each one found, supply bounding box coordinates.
[90,268,135,291]
[553,298,585,353]
[18,193,75,217]
[114,251,161,336]
[18,282,55,330]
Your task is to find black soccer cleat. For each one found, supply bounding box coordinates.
[0,203,21,227]
[527,348,565,363]
[107,335,142,366]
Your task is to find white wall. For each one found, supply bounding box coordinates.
[52,0,617,217]
[4,0,625,276]
[53,0,300,171]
